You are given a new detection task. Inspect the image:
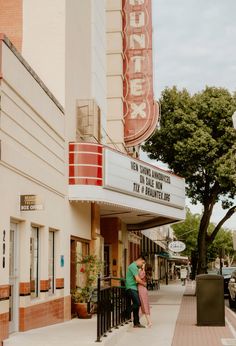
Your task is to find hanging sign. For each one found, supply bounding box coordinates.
[168,241,186,253]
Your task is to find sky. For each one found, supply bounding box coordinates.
[152,0,236,97]
[141,0,236,230]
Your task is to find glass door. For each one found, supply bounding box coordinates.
[9,223,19,333]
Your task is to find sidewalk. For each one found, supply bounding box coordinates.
[4,281,236,346]
[172,282,235,346]
[112,282,185,346]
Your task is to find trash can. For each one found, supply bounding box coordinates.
[196,274,225,326]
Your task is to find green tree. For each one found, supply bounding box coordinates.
[172,208,199,257]
[172,208,235,267]
[143,86,236,274]
[208,229,234,266]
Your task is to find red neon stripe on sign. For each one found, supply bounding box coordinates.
[69,152,102,166]
[69,166,102,179]
[69,178,102,186]
[69,143,103,154]
[68,143,103,185]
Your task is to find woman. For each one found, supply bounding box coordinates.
[138,264,152,327]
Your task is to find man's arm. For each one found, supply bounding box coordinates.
[135,275,146,286]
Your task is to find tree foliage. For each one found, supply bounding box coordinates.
[208,229,234,265]
[172,208,199,257]
[143,86,236,273]
[172,208,235,265]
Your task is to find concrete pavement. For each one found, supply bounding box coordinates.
[113,283,185,346]
[3,282,184,346]
[4,280,236,346]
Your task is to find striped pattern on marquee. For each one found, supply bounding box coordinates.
[69,143,103,186]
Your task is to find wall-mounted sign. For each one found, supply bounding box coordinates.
[168,241,186,253]
[103,148,185,209]
[20,195,44,211]
[123,0,159,147]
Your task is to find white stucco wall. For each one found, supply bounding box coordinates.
[65,0,107,142]
[106,0,125,151]
[22,0,65,106]
[0,40,66,295]
[67,203,92,241]
[91,0,107,141]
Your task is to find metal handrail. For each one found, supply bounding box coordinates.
[96,275,129,342]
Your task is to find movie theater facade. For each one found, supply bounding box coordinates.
[0,0,185,342]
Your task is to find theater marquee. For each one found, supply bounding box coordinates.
[68,142,186,224]
[123,0,159,147]
[103,148,185,209]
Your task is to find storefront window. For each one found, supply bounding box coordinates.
[30,227,39,298]
[48,231,55,294]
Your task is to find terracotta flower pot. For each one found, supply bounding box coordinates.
[74,302,92,319]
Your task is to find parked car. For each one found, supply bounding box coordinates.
[228,270,236,308]
[217,267,236,295]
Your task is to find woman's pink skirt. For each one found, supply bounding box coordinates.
[138,284,150,315]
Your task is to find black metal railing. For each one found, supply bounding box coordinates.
[96,276,130,342]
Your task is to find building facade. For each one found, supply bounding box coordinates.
[0,0,186,343]
[0,35,69,341]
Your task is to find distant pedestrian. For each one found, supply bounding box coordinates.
[138,264,152,327]
[125,255,146,328]
[180,265,187,286]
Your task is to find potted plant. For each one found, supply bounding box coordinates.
[71,287,92,318]
[71,254,102,318]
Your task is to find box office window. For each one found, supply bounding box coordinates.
[30,227,39,298]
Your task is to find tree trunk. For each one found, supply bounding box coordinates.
[197,230,208,274]
[197,207,211,274]
[226,254,234,267]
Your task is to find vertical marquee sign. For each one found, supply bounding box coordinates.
[123,0,159,147]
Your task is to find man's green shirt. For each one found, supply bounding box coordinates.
[126,262,139,290]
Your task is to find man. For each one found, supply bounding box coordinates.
[126,255,146,328]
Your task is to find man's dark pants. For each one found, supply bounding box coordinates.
[126,288,141,326]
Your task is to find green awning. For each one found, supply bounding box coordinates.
[158,252,170,258]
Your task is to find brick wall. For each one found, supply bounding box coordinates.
[0,312,9,343]
[0,280,71,342]
[19,298,65,331]
[19,282,30,296]
[56,278,64,289]
[0,0,22,51]
[0,285,10,343]
[64,295,71,321]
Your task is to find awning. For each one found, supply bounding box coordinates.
[69,185,185,228]
[168,254,189,262]
[158,252,170,258]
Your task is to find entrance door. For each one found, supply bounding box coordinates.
[9,223,19,333]
[70,237,89,290]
